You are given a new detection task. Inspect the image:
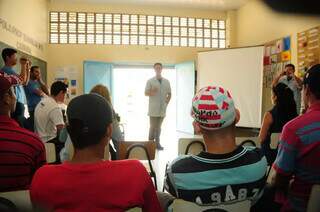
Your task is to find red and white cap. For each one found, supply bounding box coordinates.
[191,86,236,130]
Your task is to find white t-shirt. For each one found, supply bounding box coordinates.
[145,77,171,117]
[34,97,64,142]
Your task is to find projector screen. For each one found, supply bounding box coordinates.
[198,46,264,128]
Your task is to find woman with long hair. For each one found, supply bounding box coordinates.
[259,82,298,164]
[90,84,123,160]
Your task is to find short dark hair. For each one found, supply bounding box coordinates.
[2,48,17,63]
[30,66,39,73]
[154,62,162,68]
[304,64,320,99]
[285,63,295,70]
[50,81,68,96]
[67,119,107,149]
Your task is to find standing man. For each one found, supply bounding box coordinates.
[145,63,171,150]
[24,66,49,130]
[1,48,30,126]
[273,64,303,113]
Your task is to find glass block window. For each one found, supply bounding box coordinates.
[50,11,226,48]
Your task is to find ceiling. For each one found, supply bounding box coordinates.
[53,0,249,10]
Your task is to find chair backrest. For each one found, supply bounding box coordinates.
[235,137,260,147]
[44,143,56,163]
[270,133,281,149]
[0,190,32,212]
[65,141,110,161]
[171,199,251,212]
[119,141,156,160]
[307,184,320,212]
[178,137,205,155]
[126,207,142,212]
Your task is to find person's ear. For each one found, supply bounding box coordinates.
[2,93,10,106]
[193,121,202,134]
[234,108,240,124]
[106,124,113,139]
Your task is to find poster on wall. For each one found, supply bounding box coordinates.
[54,66,79,101]
[263,36,291,88]
[297,26,320,77]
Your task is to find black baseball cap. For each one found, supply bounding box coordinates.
[303,64,320,98]
[67,94,113,135]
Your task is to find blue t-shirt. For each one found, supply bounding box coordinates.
[165,146,267,206]
[1,66,26,104]
[24,79,42,112]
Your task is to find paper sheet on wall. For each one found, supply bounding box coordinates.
[54,66,79,100]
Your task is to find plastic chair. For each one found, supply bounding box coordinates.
[119,141,157,190]
[0,190,31,211]
[44,143,56,163]
[171,199,251,212]
[178,137,205,155]
[307,184,320,212]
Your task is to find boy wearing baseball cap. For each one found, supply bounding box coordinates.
[0,72,46,191]
[30,94,161,212]
[165,86,267,206]
[272,64,320,211]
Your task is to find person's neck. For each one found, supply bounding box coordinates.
[4,62,13,68]
[70,146,105,164]
[203,130,237,154]
[308,99,320,107]
[52,95,60,103]
[0,109,10,117]
[156,75,162,79]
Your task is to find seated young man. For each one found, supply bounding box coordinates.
[0,72,46,191]
[164,86,267,206]
[34,81,68,162]
[272,64,320,212]
[30,94,161,212]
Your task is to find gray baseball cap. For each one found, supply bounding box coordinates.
[67,94,113,134]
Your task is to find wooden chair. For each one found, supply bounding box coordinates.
[307,184,320,212]
[0,190,32,211]
[178,137,205,155]
[44,143,56,163]
[171,199,251,212]
[119,141,157,190]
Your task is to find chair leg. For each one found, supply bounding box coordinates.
[151,171,158,191]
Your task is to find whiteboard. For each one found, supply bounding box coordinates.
[198,46,264,128]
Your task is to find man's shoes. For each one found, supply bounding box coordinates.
[156,144,164,150]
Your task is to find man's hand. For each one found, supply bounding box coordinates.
[149,86,158,96]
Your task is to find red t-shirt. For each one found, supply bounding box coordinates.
[0,115,46,192]
[30,160,162,212]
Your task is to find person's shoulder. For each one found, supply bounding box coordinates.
[241,146,268,168]
[9,125,44,148]
[111,160,149,177]
[32,164,63,184]
[168,155,195,172]
[112,159,144,169]
[282,114,305,132]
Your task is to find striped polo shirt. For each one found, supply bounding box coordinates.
[0,115,46,192]
[165,146,267,206]
[273,102,320,211]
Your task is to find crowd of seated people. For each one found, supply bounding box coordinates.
[0,46,320,212]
